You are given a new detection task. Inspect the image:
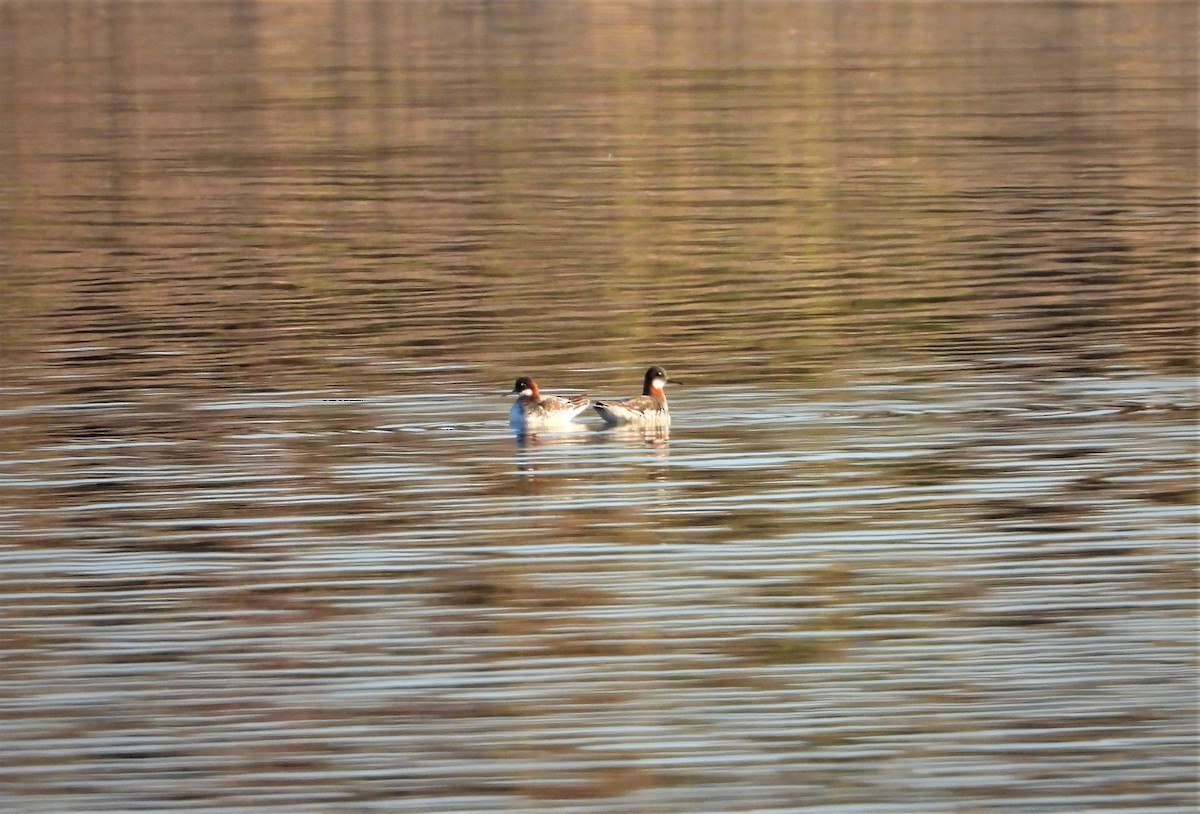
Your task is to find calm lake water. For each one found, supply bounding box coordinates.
[1,2,1196,812]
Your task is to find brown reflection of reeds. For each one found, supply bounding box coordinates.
[0,1,1194,402]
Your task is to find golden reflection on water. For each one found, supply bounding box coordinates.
[0,1,1196,812]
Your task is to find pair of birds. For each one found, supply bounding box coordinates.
[508,366,674,431]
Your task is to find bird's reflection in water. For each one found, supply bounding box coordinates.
[599,426,671,481]
[599,425,670,449]
[510,425,670,478]
[511,425,592,448]
[510,424,593,475]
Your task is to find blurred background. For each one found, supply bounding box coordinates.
[1,2,1196,812]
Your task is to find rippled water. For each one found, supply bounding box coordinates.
[1,2,1196,812]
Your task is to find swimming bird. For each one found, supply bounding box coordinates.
[593,366,675,428]
[508,376,590,431]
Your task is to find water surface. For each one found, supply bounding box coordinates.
[0,2,1196,812]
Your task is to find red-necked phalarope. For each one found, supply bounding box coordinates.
[593,365,675,428]
[508,376,590,431]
